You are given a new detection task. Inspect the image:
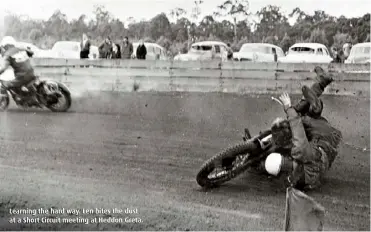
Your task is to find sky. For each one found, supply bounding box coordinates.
[0,0,370,25]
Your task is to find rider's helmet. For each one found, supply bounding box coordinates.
[264,152,294,176]
[1,36,17,50]
[271,117,292,149]
[264,152,282,176]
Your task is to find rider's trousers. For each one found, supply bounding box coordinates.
[1,74,36,89]
[293,82,324,117]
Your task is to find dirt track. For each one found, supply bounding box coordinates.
[0,92,369,231]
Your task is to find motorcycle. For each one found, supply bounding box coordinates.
[0,72,72,112]
[196,96,288,188]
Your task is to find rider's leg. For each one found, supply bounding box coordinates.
[23,75,39,104]
[302,116,342,167]
[2,75,38,102]
[1,79,23,91]
[293,66,334,118]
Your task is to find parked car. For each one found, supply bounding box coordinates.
[278,43,333,63]
[174,41,228,61]
[233,43,285,62]
[50,41,99,59]
[132,42,168,60]
[344,42,371,64]
[16,42,53,58]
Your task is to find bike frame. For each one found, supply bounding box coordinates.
[241,96,288,166]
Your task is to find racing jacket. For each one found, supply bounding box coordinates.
[0,46,35,79]
[285,107,342,189]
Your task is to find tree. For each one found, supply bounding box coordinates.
[147,13,172,41]
[198,15,216,38]
[45,10,69,40]
[171,17,191,42]
[280,34,293,52]
[156,36,172,50]
[190,0,204,24]
[127,21,149,40]
[3,14,22,39]
[93,5,112,23]
[235,20,252,41]
[92,5,116,41]
[28,28,43,41]
[255,5,290,43]
[125,17,136,28]
[213,20,235,42]
[309,28,328,45]
[289,7,307,23]
[169,8,187,22]
[333,33,352,49]
[214,0,250,42]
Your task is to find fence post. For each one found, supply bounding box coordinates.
[218,60,223,92]
[169,59,175,91]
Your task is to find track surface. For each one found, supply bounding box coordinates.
[0,92,369,231]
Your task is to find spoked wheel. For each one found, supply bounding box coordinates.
[46,86,72,112]
[196,141,260,188]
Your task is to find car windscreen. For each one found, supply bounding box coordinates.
[349,46,371,56]
[289,47,315,54]
[190,45,212,53]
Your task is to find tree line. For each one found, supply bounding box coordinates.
[2,0,370,57]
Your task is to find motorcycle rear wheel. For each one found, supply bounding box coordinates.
[196,141,259,188]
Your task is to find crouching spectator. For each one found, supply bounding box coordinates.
[111,43,121,59]
[99,37,113,59]
[136,40,147,60]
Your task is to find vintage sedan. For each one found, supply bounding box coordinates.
[174,41,228,61]
[233,43,285,62]
[278,43,333,63]
[344,42,371,64]
[50,41,99,59]
[132,42,168,60]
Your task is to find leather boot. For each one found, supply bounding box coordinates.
[314,66,334,89]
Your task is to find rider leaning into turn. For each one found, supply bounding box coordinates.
[262,66,343,191]
[0,36,38,104]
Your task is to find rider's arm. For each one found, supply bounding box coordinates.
[0,57,10,75]
[286,107,316,186]
[286,107,314,163]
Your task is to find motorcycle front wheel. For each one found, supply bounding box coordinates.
[45,84,72,112]
[196,141,260,188]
